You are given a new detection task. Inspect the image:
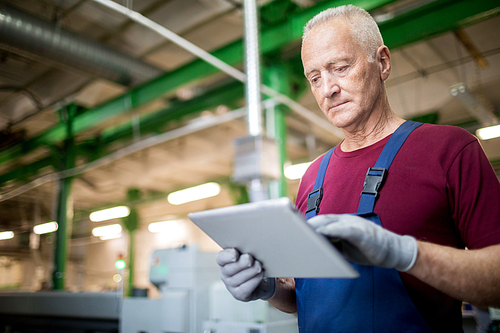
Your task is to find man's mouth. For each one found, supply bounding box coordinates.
[329,101,348,110]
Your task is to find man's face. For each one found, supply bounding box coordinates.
[301,20,384,131]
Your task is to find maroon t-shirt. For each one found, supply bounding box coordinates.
[295,123,500,332]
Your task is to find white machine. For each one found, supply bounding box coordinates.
[120,244,298,333]
[120,245,219,333]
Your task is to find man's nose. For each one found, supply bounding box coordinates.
[321,74,340,98]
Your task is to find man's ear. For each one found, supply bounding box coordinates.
[377,45,391,81]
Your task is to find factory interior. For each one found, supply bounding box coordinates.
[0,0,499,332]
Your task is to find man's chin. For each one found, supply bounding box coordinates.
[324,107,355,127]
[327,116,355,130]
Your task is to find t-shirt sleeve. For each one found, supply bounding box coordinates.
[447,139,500,249]
[295,155,322,214]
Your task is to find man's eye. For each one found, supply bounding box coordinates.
[336,66,347,72]
[310,75,322,83]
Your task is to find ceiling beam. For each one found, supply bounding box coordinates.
[0,156,53,186]
[97,81,244,145]
[453,29,489,69]
[379,0,500,49]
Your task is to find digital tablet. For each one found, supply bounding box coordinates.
[188,197,359,278]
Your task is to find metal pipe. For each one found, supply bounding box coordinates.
[242,0,267,202]
[0,3,162,86]
[124,188,140,297]
[243,0,263,137]
[52,173,73,290]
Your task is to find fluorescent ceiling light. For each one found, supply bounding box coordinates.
[0,231,14,241]
[284,162,311,180]
[167,182,220,205]
[90,206,130,222]
[99,232,123,240]
[476,124,500,140]
[33,221,58,235]
[92,224,122,238]
[148,220,180,233]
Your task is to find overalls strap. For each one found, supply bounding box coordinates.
[305,148,334,219]
[357,120,423,213]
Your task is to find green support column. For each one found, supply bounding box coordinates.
[122,188,140,297]
[52,106,77,290]
[264,59,292,198]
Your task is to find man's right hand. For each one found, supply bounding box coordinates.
[216,248,276,302]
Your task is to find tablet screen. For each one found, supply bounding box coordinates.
[189,197,358,278]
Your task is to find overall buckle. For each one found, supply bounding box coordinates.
[306,188,323,215]
[362,167,387,197]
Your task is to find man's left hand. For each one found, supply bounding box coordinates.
[308,214,418,272]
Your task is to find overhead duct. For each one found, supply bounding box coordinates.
[0,3,162,86]
[450,83,500,140]
[450,83,498,126]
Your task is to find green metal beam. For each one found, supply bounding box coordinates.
[52,168,73,290]
[122,188,140,297]
[379,0,500,49]
[0,156,53,185]
[52,109,76,291]
[98,81,244,145]
[264,58,293,199]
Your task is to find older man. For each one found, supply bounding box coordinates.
[216,5,500,332]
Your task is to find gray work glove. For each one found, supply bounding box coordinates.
[308,214,418,272]
[216,248,276,302]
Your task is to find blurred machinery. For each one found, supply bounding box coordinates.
[0,245,299,333]
[0,291,121,332]
[232,135,281,202]
[203,281,298,333]
[120,245,219,333]
[122,245,298,333]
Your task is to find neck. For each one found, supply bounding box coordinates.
[341,107,405,152]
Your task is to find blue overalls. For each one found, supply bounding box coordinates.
[295,121,435,333]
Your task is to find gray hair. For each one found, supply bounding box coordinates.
[302,5,383,62]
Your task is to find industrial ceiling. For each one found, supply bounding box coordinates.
[0,0,499,257]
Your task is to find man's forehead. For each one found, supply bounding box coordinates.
[302,20,355,55]
[301,22,358,69]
